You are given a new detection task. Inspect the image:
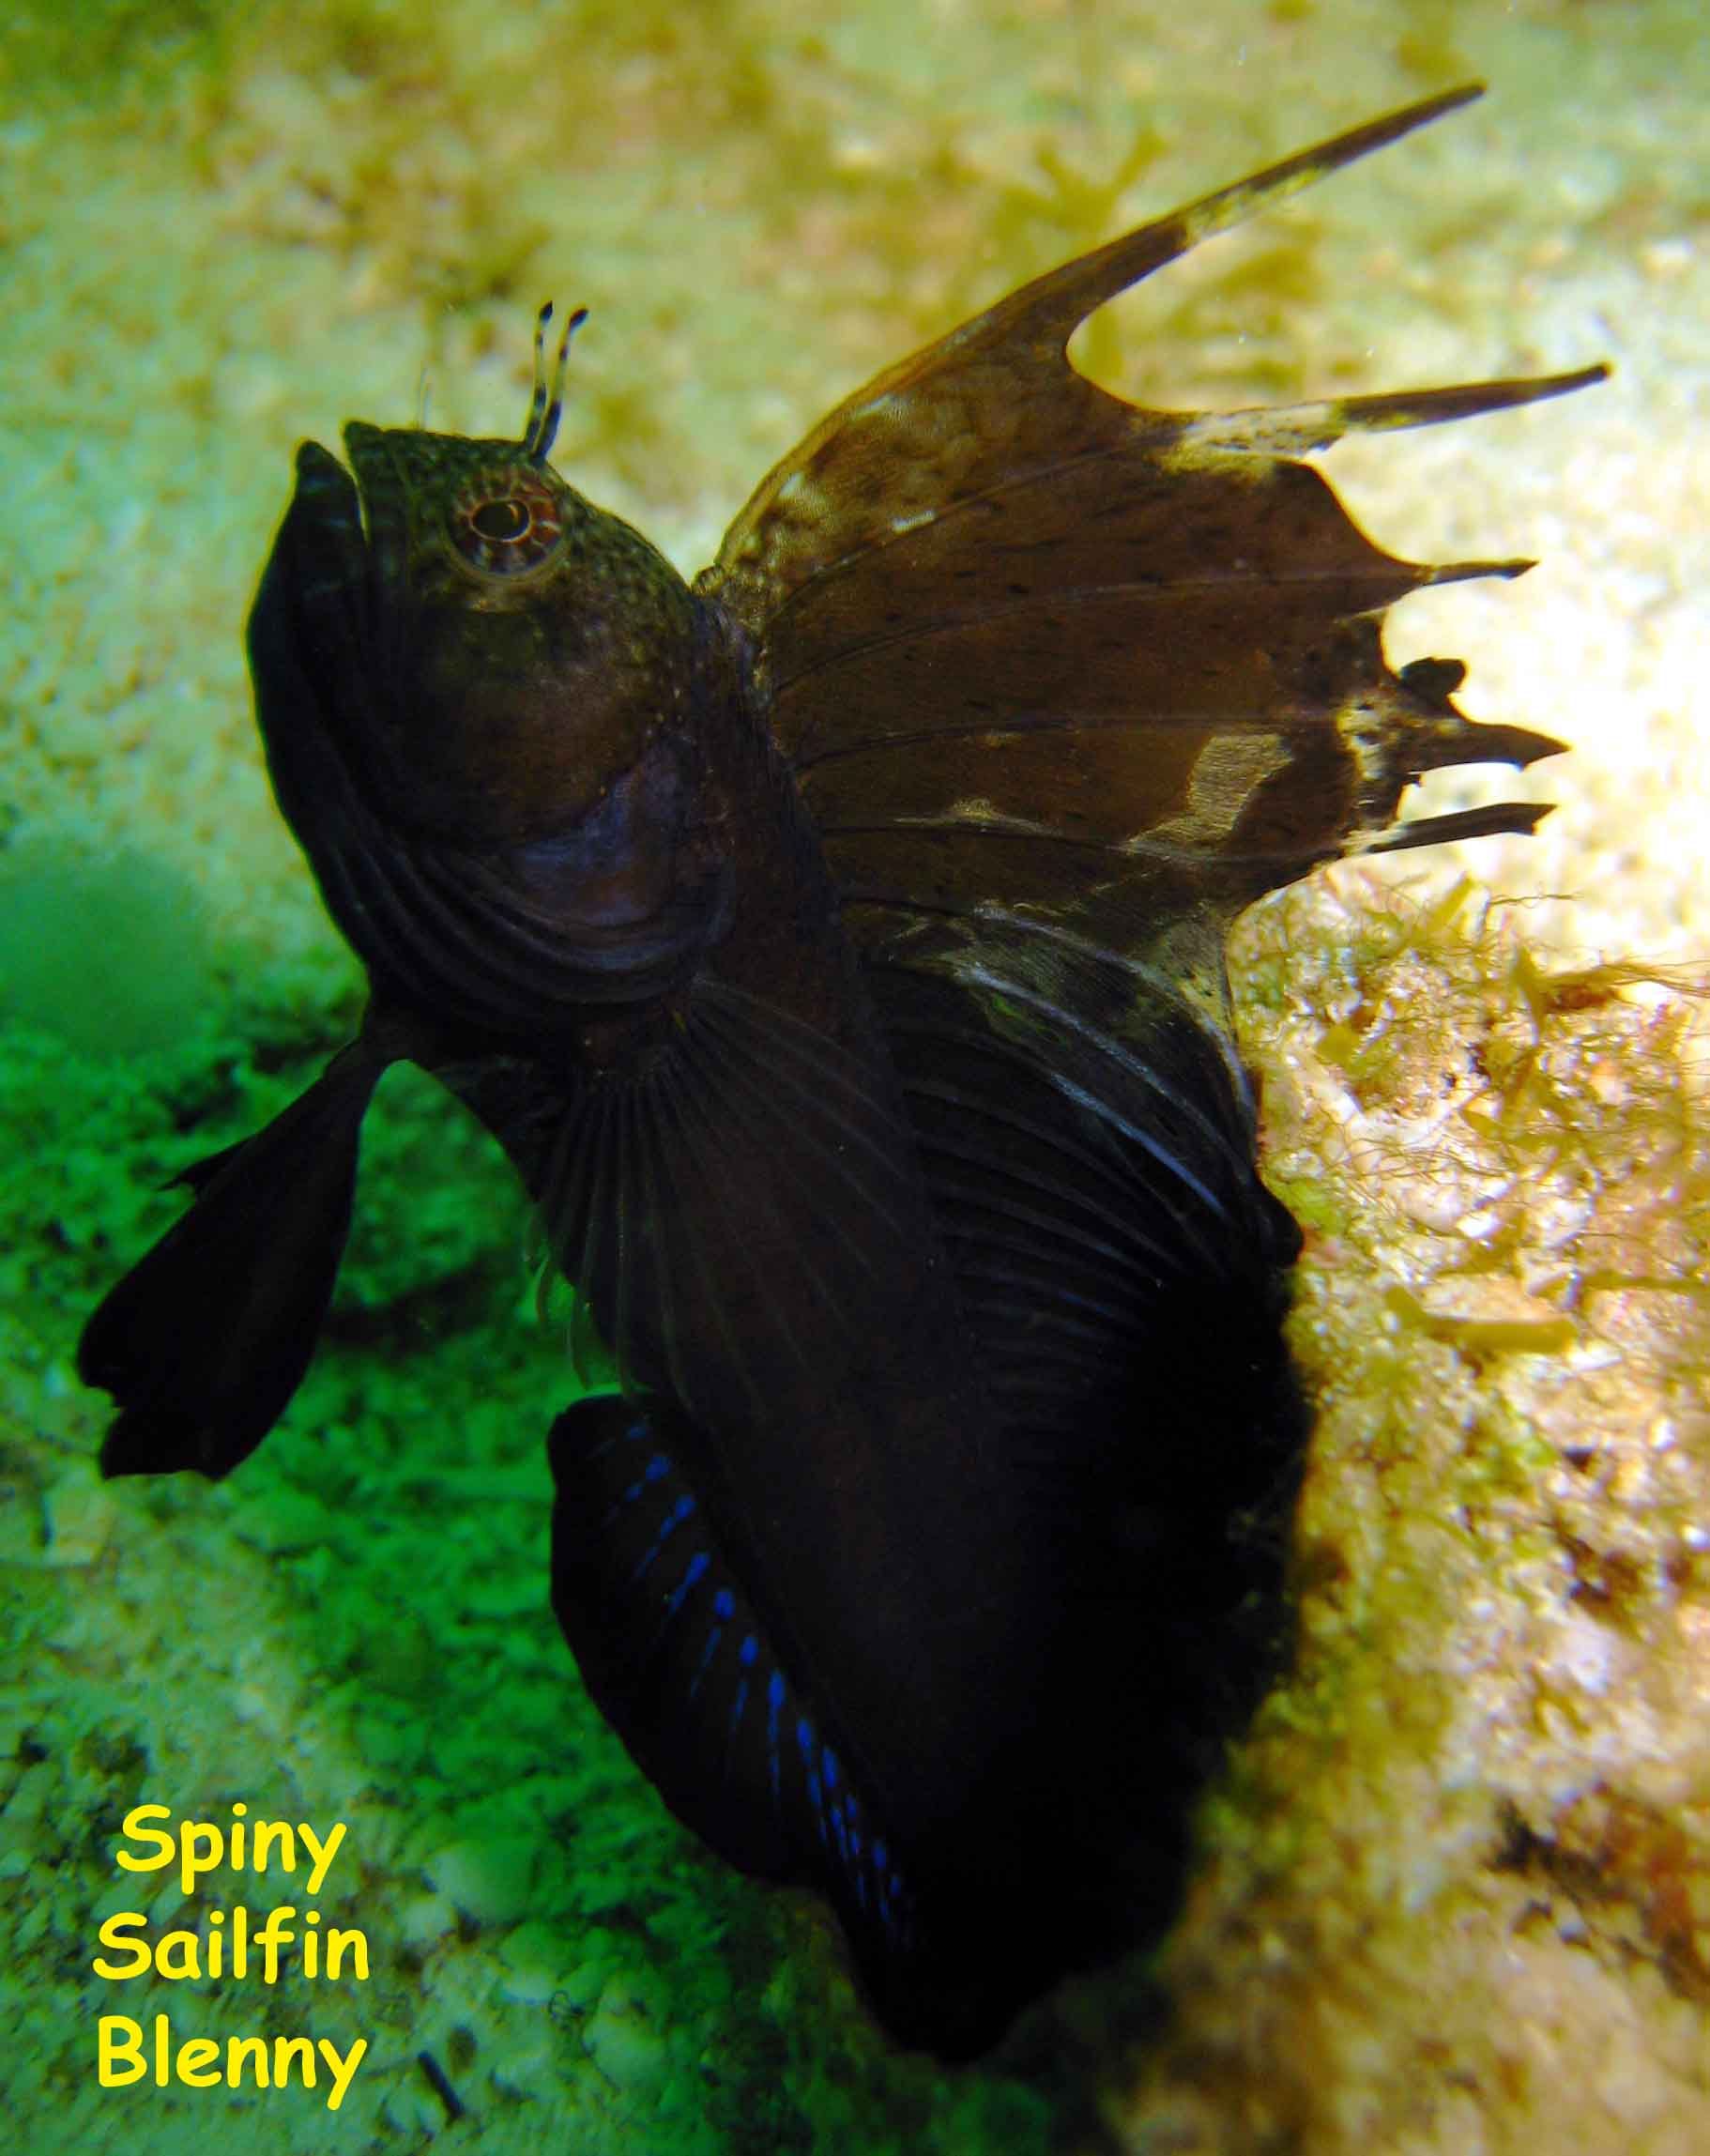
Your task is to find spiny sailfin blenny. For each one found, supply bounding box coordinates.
[80,85,1604,2055]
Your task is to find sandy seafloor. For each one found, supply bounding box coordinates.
[2,2,1708,2150]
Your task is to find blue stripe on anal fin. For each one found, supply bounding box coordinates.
[546,1395,917,1952]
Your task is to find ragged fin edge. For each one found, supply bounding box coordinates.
[1363,799,1554,853]
[710,82,1607,607]
[78,1034,394,1480]
[932,77,1610,647]
[966,84,1492,363]
[1173,363,1611,460]
[707,84,1601,900]
[1348,636,1568,855]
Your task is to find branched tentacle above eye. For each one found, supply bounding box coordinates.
[522,298,590,464]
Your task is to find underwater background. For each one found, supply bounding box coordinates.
[3,1,1707,2149]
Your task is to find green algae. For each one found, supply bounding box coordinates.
[0,836,220,1061]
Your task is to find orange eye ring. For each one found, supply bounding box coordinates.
[448,469,565,576]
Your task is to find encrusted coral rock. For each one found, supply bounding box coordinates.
[1092,881,1710,2154]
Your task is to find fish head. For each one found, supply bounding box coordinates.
[259,419,705,851]
[249,363,739,1017]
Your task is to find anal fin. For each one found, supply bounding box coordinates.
[547,1394,917,1951]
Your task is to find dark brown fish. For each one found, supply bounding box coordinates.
[79,84,1603,2054]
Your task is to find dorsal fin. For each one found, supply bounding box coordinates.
[703,86,1601,955]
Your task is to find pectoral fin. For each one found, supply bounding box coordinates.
[80,1036,392,1479]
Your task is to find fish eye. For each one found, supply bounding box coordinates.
[449,470,566,577]
[471,498,530,542]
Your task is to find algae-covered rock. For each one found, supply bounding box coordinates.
[1095,883,1710,2153]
